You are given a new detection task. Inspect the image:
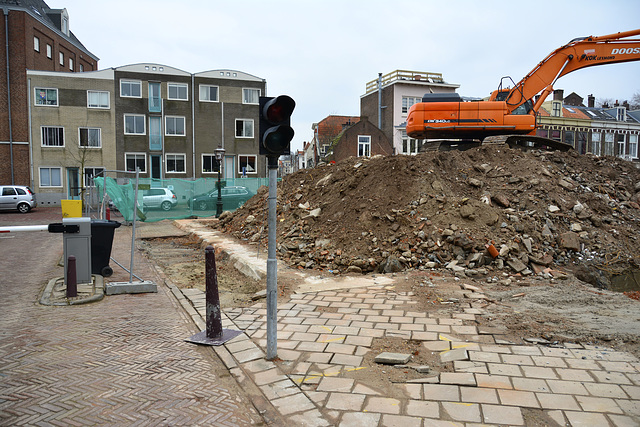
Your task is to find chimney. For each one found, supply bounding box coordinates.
[623,101,630,110]
[553,89,564,101]
[588,94,595,108]
[614,100,620,107]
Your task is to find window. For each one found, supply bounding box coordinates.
[59,52,64,66]
[591,132,601,156]
[124,114,145,134]
[617,134,626,158]
[242,88,260,104]
[358,135,371,157]
[35,87,58,106]
[199,85,219,102]
[629,135,638,159]
[69,58,73,71]
[401,131,420,155]
[39,167,62,187]
[34,36,40,52]
[2,187,16,196]
[79,128,101,148]
[238,155,257,175]
[149,82,161,112]
[564,130,574,147]
[235,119,254,138]
[402,96,421,114]
[617,107,627,122]
[166,154,186,173]
[87,90,109,108]
[125,153,147,173]
[552,101,562,117]
[149,116,162,150]
[202,154,220,173]
[46,44,52,58]
[79,64,84,72]
[165,116,186,136]
[168,83,188,100]
[120,80,142,98]
[41,126,64,146]
[84,167,104,187]
[604,132,615,156]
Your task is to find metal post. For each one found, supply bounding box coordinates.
[216,168,222,218]
[377,72,382,129]
[130,168,139,283]
[205,245,223,339]
[266,157,278,360]
[66,255,77,298]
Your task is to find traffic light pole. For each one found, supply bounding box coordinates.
[266,156,278,360]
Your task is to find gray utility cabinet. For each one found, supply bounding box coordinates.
[63,217,92,284]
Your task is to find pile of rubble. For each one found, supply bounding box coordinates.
[216,144,640,289]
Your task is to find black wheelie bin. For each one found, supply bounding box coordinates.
[90,219,121,277]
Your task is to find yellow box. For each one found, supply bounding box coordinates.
[61,200,82,218]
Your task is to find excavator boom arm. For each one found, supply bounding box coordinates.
[505,29,640,113]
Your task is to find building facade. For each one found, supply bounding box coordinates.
[27,64,268,205]
[0,0,98,186]
[360,70,459,155]
[329,119,392,162]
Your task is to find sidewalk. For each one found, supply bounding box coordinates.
[170,218,640,426]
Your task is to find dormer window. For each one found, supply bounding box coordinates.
[616,107,626,121]
[552,100,562,117]
[61,9,69,36]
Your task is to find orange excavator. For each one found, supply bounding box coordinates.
[406,29,640,149]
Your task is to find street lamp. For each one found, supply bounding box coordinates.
[215,146,225,218]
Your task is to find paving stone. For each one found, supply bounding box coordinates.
[584,382,629,398]
[411,331,439,341]
[442,401,481,422]
[440,348,469,363]
[399,384,422,399]
[475,374,513,389]
[330,353,364,366]
[511,346,543,356]
[253,368,288,386]
[536,392,580,410]
[501,354,534,366]
[270,392,316,415]
[352,383,382,395]
[374,352,412,365]
[422,340,451,352]
[487,362,523,376]
[460,386,499,404]
[364,397,402,414]
[546,379,589,395]
[405,400,440,418]
[598,361,637,373]
[532,355,568,368]
[469,351,501,363]
[616,398,640,416]
[556,368,595,382]
[497,389,540,408]
[324,392,366,411]
[339,412,381,427]
[453,361,488,373]
[259,379,300,400]
[440,372,477,386]
[481,403,525,425]
[521,366,558,379]
[576,395,623,413]
[423,384,460,401]
[564,410,611,426]
[590,370,633,385]
[608,414,640,427]
[325,342,356,355]
[621,385,640,399]
[316,377,354,393]
[344,335,373,347]
[296,341,328,352]
[566,357,601,370]
[380,414,423,427]
[234,346,266,363]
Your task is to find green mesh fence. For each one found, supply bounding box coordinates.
[94,176,269,222]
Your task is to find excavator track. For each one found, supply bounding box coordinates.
[483,135,574,151]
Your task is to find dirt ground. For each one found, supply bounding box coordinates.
[140,143,640,362]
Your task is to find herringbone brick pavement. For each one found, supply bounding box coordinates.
[0,210,262,426]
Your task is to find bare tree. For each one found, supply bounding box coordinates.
[630,91,640,110]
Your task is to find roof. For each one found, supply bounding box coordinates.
[314,116,360,145]
[115,64,191,76]
[0,0,99,61]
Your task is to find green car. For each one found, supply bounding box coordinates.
[189,186,252,211]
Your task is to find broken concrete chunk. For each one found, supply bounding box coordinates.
[558,232,580,252]
[374,352,412,365]
[440,348,469,363]
[548,205,561,213]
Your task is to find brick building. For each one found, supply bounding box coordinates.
[0,0,98,186]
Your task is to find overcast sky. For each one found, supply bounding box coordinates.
[49,0,640,151]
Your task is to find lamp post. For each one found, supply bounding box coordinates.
[215,146,225,218]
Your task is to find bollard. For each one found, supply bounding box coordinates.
[106,206,111,220]
[66,255,78,298]
[205,245,223,339]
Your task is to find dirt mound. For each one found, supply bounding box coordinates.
[216,144,640,290]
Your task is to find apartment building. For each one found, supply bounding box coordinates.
[360,70,459,155]
[0,0,98,186]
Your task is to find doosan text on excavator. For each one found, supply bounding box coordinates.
[406,29,640,147]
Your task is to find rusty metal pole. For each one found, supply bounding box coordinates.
[205,245,223,339]
[66,255,77,298]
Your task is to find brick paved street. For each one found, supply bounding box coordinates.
[0,209,263,425]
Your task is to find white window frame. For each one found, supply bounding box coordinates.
[358,135,371,157]
[591,132,601,156]
[401,131,420,155]
[199,84,219,102]
[168,82,188,101]
[402,96,421,114]
[604,132,615,156]
[39,167,62,188]
[46,44,52,59]
[201,154,219,174]
[120,79,142,98]
[552,101,562,117]
[87,90,110,109]
[124,114,146,135]
[242,88,260,104]
[69,58,73,71]
[238,155,258,175]
[617,134,626,158]
[78,127,102,148]
[41,126,64,147]
[59,52,64,66]
[34,36,40,52]
[125,152,147,173]
[235,119,254,138]
[629,135,638,159]
[35,87,58,106]
[165,153,186,174]
[84,167,104,187]
[165,116,186,136]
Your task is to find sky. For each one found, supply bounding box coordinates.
[49,0,640,152]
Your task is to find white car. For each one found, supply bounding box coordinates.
[0,185,37,213]
[142,188,177,211]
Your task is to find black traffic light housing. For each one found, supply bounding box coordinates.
[259,95,295,160]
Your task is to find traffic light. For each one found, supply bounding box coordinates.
[259,95,295,158]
